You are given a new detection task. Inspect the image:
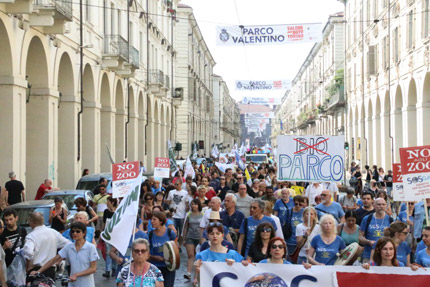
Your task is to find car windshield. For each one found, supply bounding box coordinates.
[15,207,50,227]
[43,194,83,210]
[76,180,99,191]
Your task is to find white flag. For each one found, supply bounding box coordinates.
[185,156,195,179]
[211,145,219,158]
[101,172,141,255]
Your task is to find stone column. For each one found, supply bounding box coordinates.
[128,112,139,161]
[100,106,116,172]
[82,101,101,174]
[417,101,430,145]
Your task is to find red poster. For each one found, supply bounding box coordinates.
[155,157,170,169]
[399,145,430,175]
[336,272,429,287]
[392,163,402,183]
[112,161,140,181]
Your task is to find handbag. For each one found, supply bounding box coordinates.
[288,224,315,264]
[349,176,358,185]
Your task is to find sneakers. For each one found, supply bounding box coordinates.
[102,271,110,278]
[184,272,191,280]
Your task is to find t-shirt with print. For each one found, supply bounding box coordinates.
[273,198,294,226]
[149,228,176,267]
[360,214,391,259]
[116,263,164,287]
[310,235,346,265]
[416,249,430,267]
[315,202,345,222]
[0,227,27,266]
[239,216,277,258]
[167,189,188,219]
[286,209,304,246]
[195,248,243,262]
[371,240,410,266]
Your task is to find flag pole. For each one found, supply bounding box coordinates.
[306,184,311,264]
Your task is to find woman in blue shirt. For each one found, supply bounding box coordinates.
[308,214,346,265]
[414,227,430,268]
[370,221,410,266]
[259,237,292,264]
[362,237,404,269]
[148,211,177,287]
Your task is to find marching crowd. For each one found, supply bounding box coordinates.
[0,157,430,287]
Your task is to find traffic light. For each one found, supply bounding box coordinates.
[344,142,349,150]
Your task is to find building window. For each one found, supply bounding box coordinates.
[368,45,376,76]
[424,0,430,38]
[383,36,389,69]
[393,27,400,62]
[408,10,415,49]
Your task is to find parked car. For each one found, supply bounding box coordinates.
[76,172,112,194]
[42,189,94,216]
[0,200,73,233]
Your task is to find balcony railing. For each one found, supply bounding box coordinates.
[327,85,345,109]
[129,46,139,69]
[149,69,165,86]
[34,0,72,20]
[104,35,129,61]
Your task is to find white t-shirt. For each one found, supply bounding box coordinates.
[270,214,284,239]
[304,184,323,205]
[167,189,189,219]
[295,223,321,258]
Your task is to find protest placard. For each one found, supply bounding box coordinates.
[111,161,141,198]
[399,145,430,200]
[154,157,170,178]
[392,163,406,201]
[277,135,344,182]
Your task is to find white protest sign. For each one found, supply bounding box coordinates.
[235,80,291,91]
[216,24,322,46]
[215,162,235,173]
[201,262,429,287]
[111,161,141,198]
[153,157,170,178]
[277,135,345,182]
[392,163,406,201]
[400,145,430,200]
[245,112,275,119]
[185,156,195,179]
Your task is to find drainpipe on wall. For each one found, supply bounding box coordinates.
[77,0,84,161]
[145,0,149,156]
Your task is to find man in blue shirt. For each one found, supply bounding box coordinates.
[273,188,294,226]
[315,190,345,223]
[237,199,277,258]
[220,194,244,234]
[359,198,392,263]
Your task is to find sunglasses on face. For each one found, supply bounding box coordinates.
[208,222,223,228]
[271,244,284,250]
[145,198,153,201]
[262,227,272,233]
[294,202,300,206]
[250,206,258,210]
[71,230,82,234]
[133,248,147,254]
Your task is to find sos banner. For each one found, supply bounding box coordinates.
[392,163,406,201]
[216,24,322,46]
[399,145,430,200]
[154,157,170,178]
[277,135,344,182]
[112,161,141,198]
[235,80,291,91]
[201,263,429,287]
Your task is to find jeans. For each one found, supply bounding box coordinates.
[297,256,307,264]
[105,243,116,272]
[173,217,184,238]
[159,266,176,287]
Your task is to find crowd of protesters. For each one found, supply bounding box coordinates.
[0,155,429,287]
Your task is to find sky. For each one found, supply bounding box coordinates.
[180,0,345,103]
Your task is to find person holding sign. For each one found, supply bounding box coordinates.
[259,237,292,264]
[362,237,404,269]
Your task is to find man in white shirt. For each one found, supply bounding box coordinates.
[167,181,189,238]
[322,182,339,202]
[199,197,223,234]
[304,182,323,206]
[22,212,69,280]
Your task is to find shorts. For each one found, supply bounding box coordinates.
[185,238,200,246]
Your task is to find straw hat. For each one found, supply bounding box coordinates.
[208,211,220,220]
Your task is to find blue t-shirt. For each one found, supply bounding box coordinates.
[310,235,346,265]
[315,202,345,222]
[397,211,413,224]
[357,199,363,207]
[200,240,234,252]
[147,218,174,233]
[239,216,277,258]
[416,240,426,256]
[416,249,430,267]
[370,261,405,266]
[273,199,294,226]
[195,249,243,262]
[149,228,176,267]
[373,240,410,266]
[286,209,304,246]
[399,202,407,213]
[62,226,95,243]
[220,209,245,230]
[360,214,391,259]
[259,258,292,264]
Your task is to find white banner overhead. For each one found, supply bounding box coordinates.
[235,80,291,91]
[245,112,275,119]
[216,23,323,46]
[242,96,282,105]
